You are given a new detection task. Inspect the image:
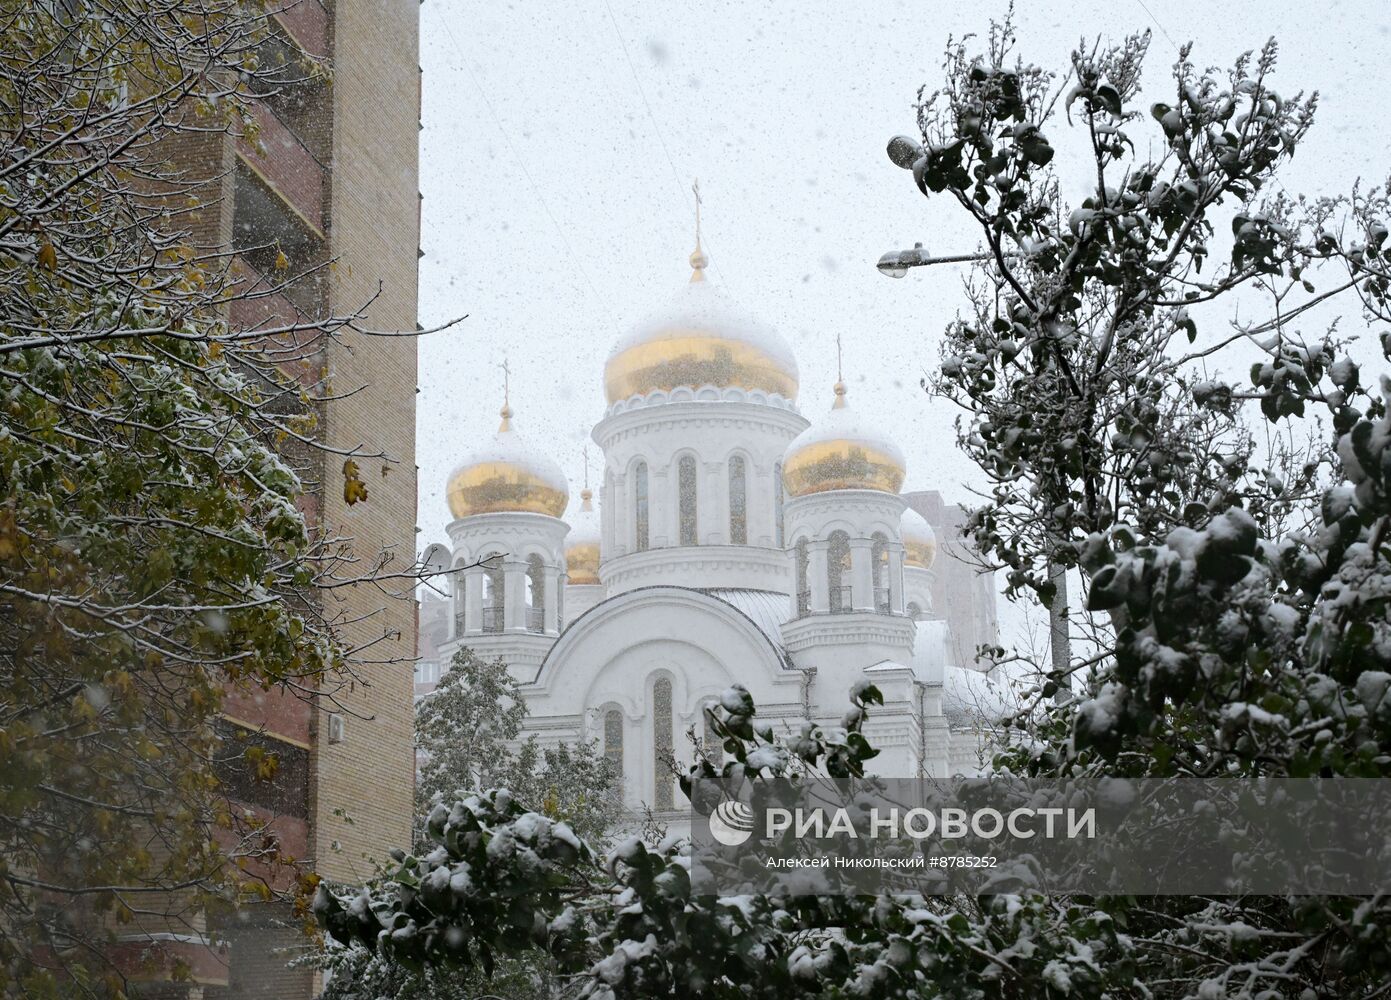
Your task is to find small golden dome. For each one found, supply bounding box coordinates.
[603,252,798,404]
[446,405,569,520]
[564,487,601,586]
[901,507,938,570]
[782,382,906,497]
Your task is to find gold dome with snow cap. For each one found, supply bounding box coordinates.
[446,404,569,520]
[564,487,602,585]
[603,246,799,404]
[901,507,938,570]
[782,381,906,497]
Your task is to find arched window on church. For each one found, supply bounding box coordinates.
[603,708,624,804]
[827,530,851,613]
[678,455,698,546]
[774,461,785,548]
[481,552,504,633]
[525,553,545,633]
[871,532,889,613]
[794,537,810,617]
[652,676,674,810]
[634,461,649,552]
[728,455,747,545]
[702,701,723,765]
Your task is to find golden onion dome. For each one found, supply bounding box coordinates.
[603,250,799,404]
[446,405,569,520]
[564,487,602,586]
[782,381,906,497]
[901,507,938,570]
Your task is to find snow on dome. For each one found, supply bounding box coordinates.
[781,382,906,497]
[901,507,938,570]
[446,406,568,520]
[603,264,799,404]
[564,488,602,585]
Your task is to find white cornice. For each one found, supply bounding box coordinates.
[593,399,809,449]
[780,612,915,652]
[603,385,802,418]
[785,490,908,519]
[600,544,791,593]
[447,511,570,544]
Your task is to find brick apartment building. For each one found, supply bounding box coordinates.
[150,3,422,996]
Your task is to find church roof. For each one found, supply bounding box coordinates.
[703,588,798,670]
[544,585,798,677]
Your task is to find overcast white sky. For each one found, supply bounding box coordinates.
[415,0,1391,643]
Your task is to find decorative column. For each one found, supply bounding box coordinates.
[503,558,527,631]
[887,544,906,615]
[749,464,772,547]
[698,460,721,545]
[787,546,801,620]
[807,540,830,614]
[542,565,561,634]
[464,568,484,636]
[611,470,628,557]
[451,581,465,639]
[600,478,613,556]
[849,537,874,611]
[651,466,671,549]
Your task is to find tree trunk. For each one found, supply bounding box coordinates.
[1048,561,1071,703]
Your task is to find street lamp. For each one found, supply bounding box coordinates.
[876,243,1008,277]
[879,135,1030,278]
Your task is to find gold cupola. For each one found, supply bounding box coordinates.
[901,507,938,570]
[564,486,601,585]
[603,229,799,404]
[782,380,906,497]
[446,402,569,520]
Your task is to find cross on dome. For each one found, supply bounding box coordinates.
[498,357,513,430]
[689,177,708,280]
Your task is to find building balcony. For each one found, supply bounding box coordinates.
[231,162,326,315]
[481,605,504,634]
[830,585,853,614]
[270,0,330,59]
[526,607,545,633]
[237,100,327,236]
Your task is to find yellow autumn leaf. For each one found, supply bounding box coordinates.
[274,249,289,271]
[37,241,56,270]
[342,459,368,505]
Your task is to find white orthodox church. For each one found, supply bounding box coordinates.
[423,235,1007,819]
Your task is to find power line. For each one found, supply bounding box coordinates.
[602,0,685,200]
[1133,0,1180,52]
[600,0,727,284]
[1129,2,1294,203]
[435,14,620,335]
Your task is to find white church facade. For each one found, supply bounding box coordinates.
[422,237,1006,820]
